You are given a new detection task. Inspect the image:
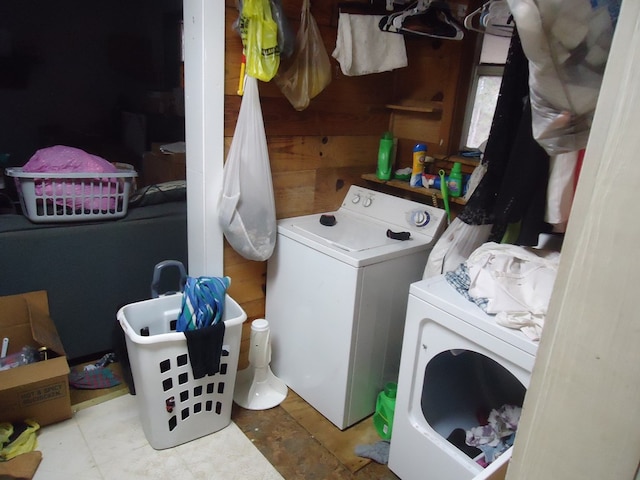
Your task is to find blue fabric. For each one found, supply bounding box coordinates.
[176,276,231,332]
[444,263,489,311]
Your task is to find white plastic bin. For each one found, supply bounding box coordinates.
[6,167,136,223]
[117,293,246,449]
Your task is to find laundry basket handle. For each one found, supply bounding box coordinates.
[151,260,187,298]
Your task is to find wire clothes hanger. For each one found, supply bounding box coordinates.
[378,0,464,40]
[464,0,514,37]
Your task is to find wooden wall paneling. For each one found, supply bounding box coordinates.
[389,111,443,154]
[269,134,381,217]
[225,86,392,138]
[398,39,455,102]
[225,258,267,305]
[267,135,326,171]
[260,95,390,136]
[272,169,317,218]
[321,70,396,110]
[223,243,267,320]
[315,135,381,168]
[312,165,373,212]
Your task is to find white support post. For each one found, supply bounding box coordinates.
[182,0,225,277]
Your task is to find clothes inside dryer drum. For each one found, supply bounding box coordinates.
[421,350,526,441]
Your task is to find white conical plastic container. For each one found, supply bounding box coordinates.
[233,319,287,410]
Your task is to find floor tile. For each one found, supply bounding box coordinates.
[34,419,102,480]
[75,394,149,465]
[32,393,283,480]
[98,444,192,480]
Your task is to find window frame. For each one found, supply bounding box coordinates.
[459,33,510,151]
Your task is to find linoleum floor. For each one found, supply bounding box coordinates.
[62,362,399,480]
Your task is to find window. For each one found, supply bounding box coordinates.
[462,33,511,150]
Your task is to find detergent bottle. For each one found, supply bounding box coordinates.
[373,382,397,440]
[448,162,463,198]
[410,144,427,187]
[376,132,395,181]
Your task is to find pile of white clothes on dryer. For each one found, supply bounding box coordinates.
[445,242,561,340]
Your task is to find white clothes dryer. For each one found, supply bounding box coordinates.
[389,275,538,480]
[265,186,446,429]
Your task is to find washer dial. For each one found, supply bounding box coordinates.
[410,210,431,227]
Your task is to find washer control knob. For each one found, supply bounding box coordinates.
[363,196,373,207]
[352,194,361,204]
[412,210,431,227]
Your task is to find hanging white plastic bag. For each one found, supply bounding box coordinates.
[219,76,276,261]
[274,0,332,111]
[506,0,620,154]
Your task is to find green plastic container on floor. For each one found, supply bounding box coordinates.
[373,382,397,440]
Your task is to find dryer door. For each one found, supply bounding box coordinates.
[389,294,536,480]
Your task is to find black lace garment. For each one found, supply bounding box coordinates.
[458,31,551,246]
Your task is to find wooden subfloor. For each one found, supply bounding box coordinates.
[69,362,399,480]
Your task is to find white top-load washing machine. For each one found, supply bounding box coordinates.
[265,185,446,429]
[389,275,539,480]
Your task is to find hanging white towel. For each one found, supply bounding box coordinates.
[332,13,408,76]
[545,150,579,232]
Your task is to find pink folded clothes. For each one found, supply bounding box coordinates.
[22,145,119,211]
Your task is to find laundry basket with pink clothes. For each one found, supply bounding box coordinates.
[6,145,137,223]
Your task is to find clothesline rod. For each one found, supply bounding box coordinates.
[337,0,395,14]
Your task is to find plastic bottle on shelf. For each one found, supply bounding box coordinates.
[376,131,395,181]
[448,162,463,197]
[410,144,427,187]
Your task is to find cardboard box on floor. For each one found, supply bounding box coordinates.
[141,143,186,186]
[0,291,71,427]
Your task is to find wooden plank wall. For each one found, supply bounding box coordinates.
[221,0,477,353]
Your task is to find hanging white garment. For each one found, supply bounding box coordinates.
[423,218,493,279]
[545,150,579,232]
[332,13,408,76]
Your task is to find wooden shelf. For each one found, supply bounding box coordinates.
[361,173,467,205]
[385,100,443,114]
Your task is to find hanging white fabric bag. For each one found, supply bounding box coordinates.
[219,76,276,261]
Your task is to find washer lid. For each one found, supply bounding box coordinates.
[290,212,401,252]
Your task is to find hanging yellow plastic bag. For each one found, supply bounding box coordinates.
[275,0,332,110]
[241,0,280,82]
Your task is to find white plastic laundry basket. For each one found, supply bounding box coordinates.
[6,167,136,223]
[117,293,246,449]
